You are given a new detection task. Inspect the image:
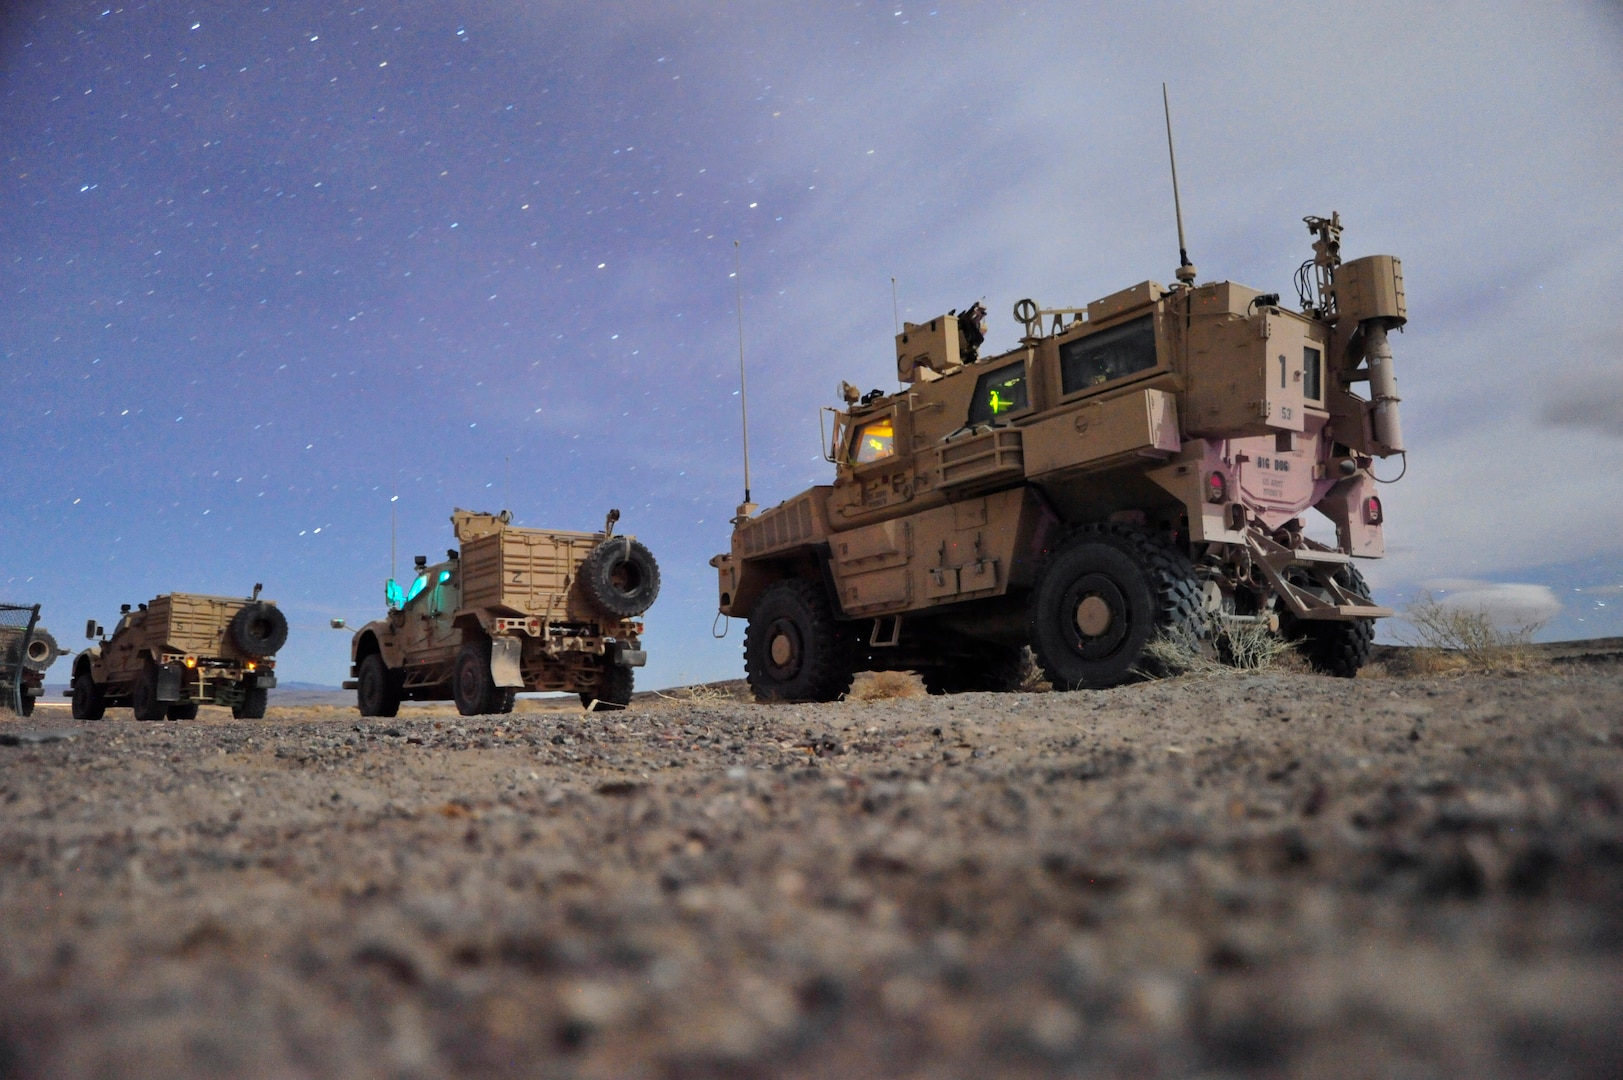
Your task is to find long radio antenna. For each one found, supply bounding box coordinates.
[1162,83,1197,286]
[389,473,397,584]
[733,240,754,518]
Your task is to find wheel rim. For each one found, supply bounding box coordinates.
[457,660,479,705]
[765,618,802,679]
[1059,573,1130,660]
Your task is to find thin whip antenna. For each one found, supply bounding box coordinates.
[503,455,510,514]
[734,240,752,509]
[1162,82,1196,285]
[389,472,397,585]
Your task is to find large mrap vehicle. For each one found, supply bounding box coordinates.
[713,213,1406,701]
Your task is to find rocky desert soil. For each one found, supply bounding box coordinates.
[1,654,1621,1079]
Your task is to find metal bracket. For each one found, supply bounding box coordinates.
[868,616,903,648]
[1243,526,1392,620]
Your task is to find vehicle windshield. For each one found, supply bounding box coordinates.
[850,415,895,464]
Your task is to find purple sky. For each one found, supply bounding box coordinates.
[4,1,1621,689]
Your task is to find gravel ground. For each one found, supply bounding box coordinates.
[1,663,1620,1079]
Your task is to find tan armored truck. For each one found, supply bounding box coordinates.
[70,587,287,720]
[341,508,658,717]
[1,603,64,716]
[712,213,1404,700]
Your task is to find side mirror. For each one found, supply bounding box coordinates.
[385,579,405,610]
[330,618,346,629]
[85,619,98,640]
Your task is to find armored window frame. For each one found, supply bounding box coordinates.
[848,413,897,466]
[1057,314,1160,398]
[966,360,1031,426]
[1302,345,1323,404]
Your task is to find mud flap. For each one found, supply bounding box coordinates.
[611,643,647,668]
[489,637,524,687]
[156,664,183,702]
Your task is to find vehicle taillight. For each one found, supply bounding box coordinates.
[1364,496,1383,525]
[184,656,197,669]
[1204,471,1227,504]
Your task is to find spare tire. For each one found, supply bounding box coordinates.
[230,602,289,657]
[580,537,661,618]
[23,628,59,671]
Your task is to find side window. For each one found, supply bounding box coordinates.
[1059,315,1158,395]
[850,415,895,464]
[967,362,1029,425]
[1303,345,1323,402]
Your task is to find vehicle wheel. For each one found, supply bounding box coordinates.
[1291,566,1377,678]
[1028,523,1202,690]
[921,644,1027,695]
[167,701,200,721]
[233,687,269,720]
[743,579,855,703]
[580,537,661,617]
[230,602,289,658]
[71,672,107,722]
[17,692,35,717]
[356,653,402,718]
[580,664,633,711]
[453,639,504,716]
[131,663,169,721]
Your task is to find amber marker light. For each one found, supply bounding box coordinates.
[184,656,197,669]
[246,661,257,671]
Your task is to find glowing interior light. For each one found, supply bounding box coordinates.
[404,575,429,603]
[438,570,452,584]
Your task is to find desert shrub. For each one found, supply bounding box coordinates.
[1141,615,1292,679]
[1395,592,1546,674]
[850,671,925,701]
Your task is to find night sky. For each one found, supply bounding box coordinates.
[4,1,1621,690]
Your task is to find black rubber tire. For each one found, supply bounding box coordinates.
[453,639,504,716]
[1028,523,1202,690]
[921,644,1027,695]
[1293,566,1377,678]
[234,687,269,720]
[167,702,200,721]
[580,664,634,711]
[356,653,402,718]
[230,602,289,658]
[580,537,661,618]
[71,669,107,722]
[17,691,34,717]
[23,629,58,671]
[743,579,855,703]
[132,663,168,722]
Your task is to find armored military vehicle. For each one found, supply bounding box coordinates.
[1,602,64,716]
[341,508,658,716]
[712,212,1405,700]
[70,587,287,720]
